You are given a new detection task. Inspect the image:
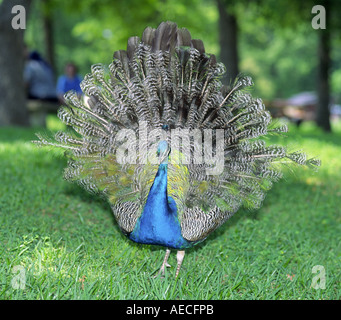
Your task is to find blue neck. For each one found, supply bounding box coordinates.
[145,163,169,212]
[129,161,191,249]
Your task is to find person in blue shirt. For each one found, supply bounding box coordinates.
[57,62,82,104]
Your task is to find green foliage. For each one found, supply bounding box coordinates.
[25,0,218,77]
[0,118,340,299]
[24,0,341,102]
[240,22,319,99]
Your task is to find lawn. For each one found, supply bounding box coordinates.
[0,116,340,300]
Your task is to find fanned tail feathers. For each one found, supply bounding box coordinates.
[34,21,320,241]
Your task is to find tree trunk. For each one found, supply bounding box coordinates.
[0,0,31,126]
[316,1,331,132]
[217,0,239,86]
[42,0,56,73]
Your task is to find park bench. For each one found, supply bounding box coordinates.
[266,98,316,126]
[27,99,60,127]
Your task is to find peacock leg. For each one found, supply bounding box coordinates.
[175,250,185,278]
[153,249,171,278]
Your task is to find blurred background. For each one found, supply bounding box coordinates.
[0,0,340,299]
[0,0,340,130]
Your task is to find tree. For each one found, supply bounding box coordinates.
[315,0,331,132]
[42,0,56,72]
[0,0,31,126]
[59,0,218,74]
[216,0,239,85]
[245,0,341,132]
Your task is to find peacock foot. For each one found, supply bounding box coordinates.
[175,250,185,278]
[153,249,171,278]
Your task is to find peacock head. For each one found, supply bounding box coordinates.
[157,140,171,164]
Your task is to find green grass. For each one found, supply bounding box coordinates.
[0,116,340,299]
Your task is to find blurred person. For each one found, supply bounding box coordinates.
[56,62,82,104]
[24,50,58,102]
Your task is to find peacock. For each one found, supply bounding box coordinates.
[35,21,320,278]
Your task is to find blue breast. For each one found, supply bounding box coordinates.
[128,163,192,249]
